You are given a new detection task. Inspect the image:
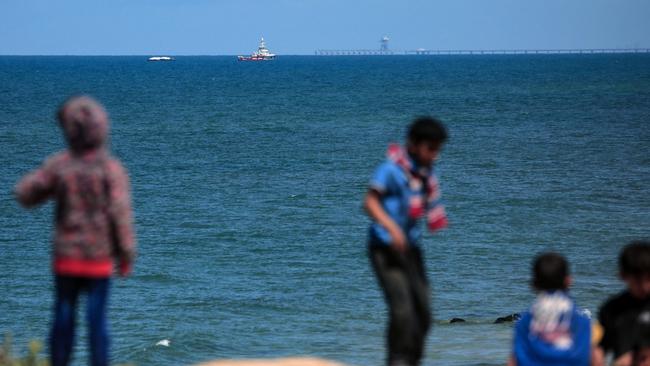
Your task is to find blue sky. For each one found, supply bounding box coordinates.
[1,0,649,55]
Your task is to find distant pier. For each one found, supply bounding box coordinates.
[314,48,650,56]
[315,50,396,56]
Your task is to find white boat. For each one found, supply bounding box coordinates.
[238,38,276,61]
[148,56,175,62]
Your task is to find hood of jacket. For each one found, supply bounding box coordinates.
[58,95,108,154]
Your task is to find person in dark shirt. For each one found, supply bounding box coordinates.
[634,346,650,366]
[599,241,650,366]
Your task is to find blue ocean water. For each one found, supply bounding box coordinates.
[0,55,649,366]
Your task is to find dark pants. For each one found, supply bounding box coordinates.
[51,276,110,366]
[370,245,432,366]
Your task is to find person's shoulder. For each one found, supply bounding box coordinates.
[104,156,129,176]
[371,160,402,181]
[375,159,400,172]
[573,308,592,325]
[599,291,633,318]
[42,151,70,169]
[602,291,632,309]
[514,310,533,331]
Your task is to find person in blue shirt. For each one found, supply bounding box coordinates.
[508,252,603,366]
[364,116,448,366]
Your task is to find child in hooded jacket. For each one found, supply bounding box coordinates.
[15,95,136,366]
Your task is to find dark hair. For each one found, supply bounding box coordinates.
[532,252,569,291]
[619,241,650,277]
[408,116,448,145]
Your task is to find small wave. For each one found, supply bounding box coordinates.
[133,273,176,284]
[156,339,171,347]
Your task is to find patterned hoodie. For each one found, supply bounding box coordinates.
[513,291,591,366]
[15,96,136,278]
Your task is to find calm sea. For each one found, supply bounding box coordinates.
[1,55,649,366]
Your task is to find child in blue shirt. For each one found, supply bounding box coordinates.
[364,116,448,366]
[508,252,602,366]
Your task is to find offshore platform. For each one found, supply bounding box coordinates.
[315,36,650,56]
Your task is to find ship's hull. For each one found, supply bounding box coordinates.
[148,56,174,61]
[237,55,276,61]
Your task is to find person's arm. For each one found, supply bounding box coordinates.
[106,160,136,277]
[14,158,57,207]
[591,347,605,366]
[364,189,406,251]
[613,352,632,366]
[597,304,616,363]
[506,355,516,366]
[591,322,605,366]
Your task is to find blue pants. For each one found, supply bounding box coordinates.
[50,276,110,366]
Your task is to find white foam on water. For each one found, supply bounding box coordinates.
[155,339,170,347]
[579,308,592,319]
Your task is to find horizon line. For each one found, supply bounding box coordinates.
[2,47,650,57]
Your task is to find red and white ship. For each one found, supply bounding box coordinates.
[238,37,276,61]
